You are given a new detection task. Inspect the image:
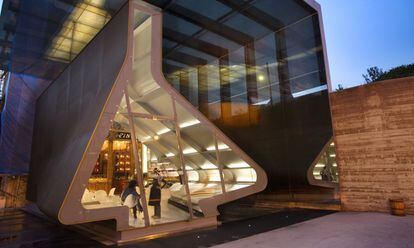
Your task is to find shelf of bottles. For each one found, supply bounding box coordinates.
[113,140,132,180]
[91,141,107,177]
[88,130,135,193]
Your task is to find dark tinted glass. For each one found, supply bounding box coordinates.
[1,0,127,79]
[145,0,333,198]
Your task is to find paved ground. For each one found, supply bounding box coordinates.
[0,209,102,248]
[6,207,412,248]
[0,208,333,248]
[130,209,333,248]
[212,212,414,248]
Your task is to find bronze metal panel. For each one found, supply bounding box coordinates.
[28,3,129,221]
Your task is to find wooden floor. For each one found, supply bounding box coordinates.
[0,208,104,248]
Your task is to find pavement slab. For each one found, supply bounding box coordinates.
[212,212,414,248]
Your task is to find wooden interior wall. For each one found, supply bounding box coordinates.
[0,175,27,208]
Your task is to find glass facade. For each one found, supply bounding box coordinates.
[46,0,112,62]
[81,10,258,227]
[2,0,334,198]
[312,141,339,183]
[2,0,336,238]
[142,0,333,197]
[0,0,126,79]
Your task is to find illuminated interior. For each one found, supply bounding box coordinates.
[46,0,111,62]
[81,11,258,228]
[157,0,333,200]
[312,141,339,183]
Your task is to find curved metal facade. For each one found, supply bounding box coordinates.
[27,3,267,240]
[3,0,333,242]
[28,2,129,221]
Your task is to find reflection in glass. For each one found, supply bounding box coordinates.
[158,0,333,199]
[313,141,339,183]
[46,0,112,62]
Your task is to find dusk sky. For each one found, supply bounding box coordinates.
[318,0,414,89]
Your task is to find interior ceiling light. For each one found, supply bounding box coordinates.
[46,0,111,62]
[206,183,218,187]
[156,128,170,135]
[138,136,151,144]
[227,162,250,169]
[182,147,197,155]
[179,119,200,128]
[206,143,229,151]
[200,163,217,170]
[206,146,215,151]
[292,85,328,98]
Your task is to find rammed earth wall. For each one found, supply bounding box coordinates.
[331,76,414,214]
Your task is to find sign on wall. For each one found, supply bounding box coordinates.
[115,132,131,140]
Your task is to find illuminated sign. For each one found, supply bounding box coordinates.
[115,132,131,140]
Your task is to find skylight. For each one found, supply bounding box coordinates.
[46,0,111,62]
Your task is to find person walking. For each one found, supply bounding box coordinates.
[147,168,166,219]
[121,180,143,219]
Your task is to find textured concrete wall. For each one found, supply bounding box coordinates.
[331,77,414,214]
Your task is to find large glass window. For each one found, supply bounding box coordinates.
[154,0,334,200]
[311,141,339,184]
[82,7,259,228]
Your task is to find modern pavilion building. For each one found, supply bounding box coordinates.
[0,0,337,244]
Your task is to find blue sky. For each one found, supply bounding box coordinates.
[318,0,414,89]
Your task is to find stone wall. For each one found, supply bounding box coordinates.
[331,77,414,214]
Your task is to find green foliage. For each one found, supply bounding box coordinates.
[378,64,414,81]
[363,64,414,83]
[363,67,384,83]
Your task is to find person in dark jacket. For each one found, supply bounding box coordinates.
[121,180,142,219]
[147,169,166,219]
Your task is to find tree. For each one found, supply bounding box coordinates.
[363,66,385,83]
[379,64,414,81]
[336,84,344,91]
[362,63,414,83]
